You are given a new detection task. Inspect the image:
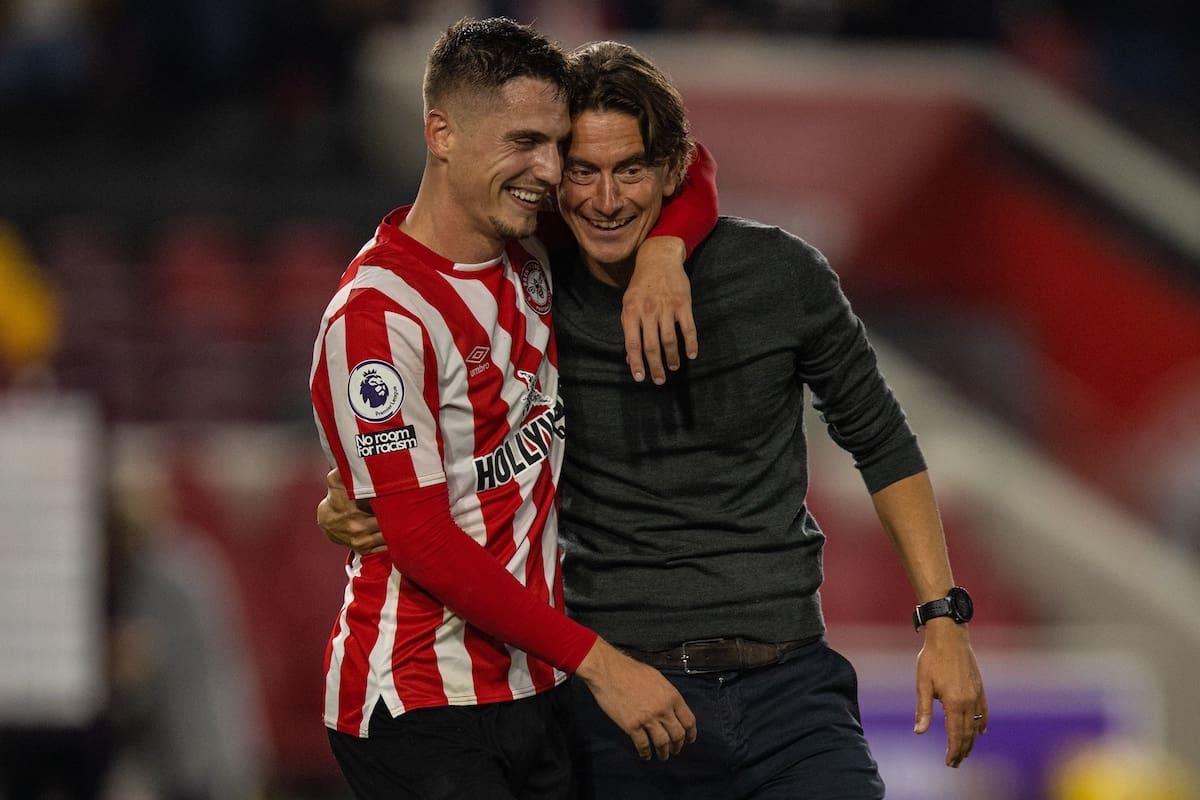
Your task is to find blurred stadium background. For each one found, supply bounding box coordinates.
[2,1,1199,798]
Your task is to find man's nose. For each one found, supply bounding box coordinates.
[593,174,621,215]
[532,143,562,186]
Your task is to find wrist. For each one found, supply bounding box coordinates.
[912,586,974,631]
[637,235,686,261]
[921,616,970,636]
[574,637,615,684]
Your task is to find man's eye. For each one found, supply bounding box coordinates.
[618,166,646,182]
[565,168,595,184]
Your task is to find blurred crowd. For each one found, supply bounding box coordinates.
[1,1,1199,185]
[2,0,1198,401]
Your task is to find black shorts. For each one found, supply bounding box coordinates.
[327,683,577,800]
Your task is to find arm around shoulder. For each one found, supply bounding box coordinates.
[622,143,719,383]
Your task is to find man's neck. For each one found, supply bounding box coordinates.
[403,181,505,265]
[584,256,634,288]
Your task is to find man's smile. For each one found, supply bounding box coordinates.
[585,215,636,231]
[507,187,545,206]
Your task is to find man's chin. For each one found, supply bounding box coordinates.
[491,213,539,241]
[579,240,637,268]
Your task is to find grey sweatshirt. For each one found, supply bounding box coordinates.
[553,217,925,649]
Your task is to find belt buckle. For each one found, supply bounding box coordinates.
[679,638,726,675]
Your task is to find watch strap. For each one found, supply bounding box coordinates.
[913,586,973,631]
[912,598,952,631]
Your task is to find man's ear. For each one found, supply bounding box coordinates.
[662,146,695,200]
[425,108,452,161]
[662,164,683,199]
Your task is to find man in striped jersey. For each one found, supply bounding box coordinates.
[309,17,716,800]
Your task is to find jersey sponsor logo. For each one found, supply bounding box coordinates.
[520,258,552,316]
[355,425,418,457]
[474,398,564,491]
[347,360,404,422]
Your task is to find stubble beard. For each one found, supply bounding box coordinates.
[490,213,537,242]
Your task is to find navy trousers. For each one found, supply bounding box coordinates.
[569,638,885,800]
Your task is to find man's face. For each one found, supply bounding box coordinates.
[447,76,570,247]
[557,110,680,284]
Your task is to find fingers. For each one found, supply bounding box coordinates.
[622,322,669,385]
[676,697,698,745]
[625,723,658,761]
[621,313,649,384]
[956,695,990,766]
[648,724,673,761]
[614,688,696,761]
[317,497,349,546]
[658,315,680,374]
[579,642,698,762]
[634,320,667,386]
[913,638,988,768]
[629,707,693,761]
[943,709,971,767]
[623,314,694,385]
[620,299,697,386]
[945,711,984,767]
[660,709,688,757]
[325,468,339,489]
[940,696,987,768]
[677,309,698,363]
[317,471,387,554]
[319,502,344,545]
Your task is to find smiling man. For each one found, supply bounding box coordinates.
[546,42,989,799]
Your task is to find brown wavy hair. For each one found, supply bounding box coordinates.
[566,41,695,182]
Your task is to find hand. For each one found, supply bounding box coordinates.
[575,639,698,760]
[913,619,988,767]
[317,469,387,555]
[623,236,697,385]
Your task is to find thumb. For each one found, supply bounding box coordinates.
[914,684,933,735]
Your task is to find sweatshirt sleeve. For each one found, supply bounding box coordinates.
[373,484,598,672]
[795,241,926,493]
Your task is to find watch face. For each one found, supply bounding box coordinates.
[948,587,974,622]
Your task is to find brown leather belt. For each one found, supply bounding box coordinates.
[620,636,820,674]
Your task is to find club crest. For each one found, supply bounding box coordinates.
[520,259,552,316]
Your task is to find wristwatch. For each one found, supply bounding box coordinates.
[912,586,973,631]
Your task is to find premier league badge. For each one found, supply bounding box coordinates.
[347,360,405,422]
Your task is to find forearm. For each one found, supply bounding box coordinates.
[870,470,956,604]
[373,486,597,672]
[874,472,986,768]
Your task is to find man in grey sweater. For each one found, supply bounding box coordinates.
[320,39,986,800]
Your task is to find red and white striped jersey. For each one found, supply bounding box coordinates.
[310,207,570,735]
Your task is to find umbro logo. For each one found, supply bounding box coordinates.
[467,345,491,377]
